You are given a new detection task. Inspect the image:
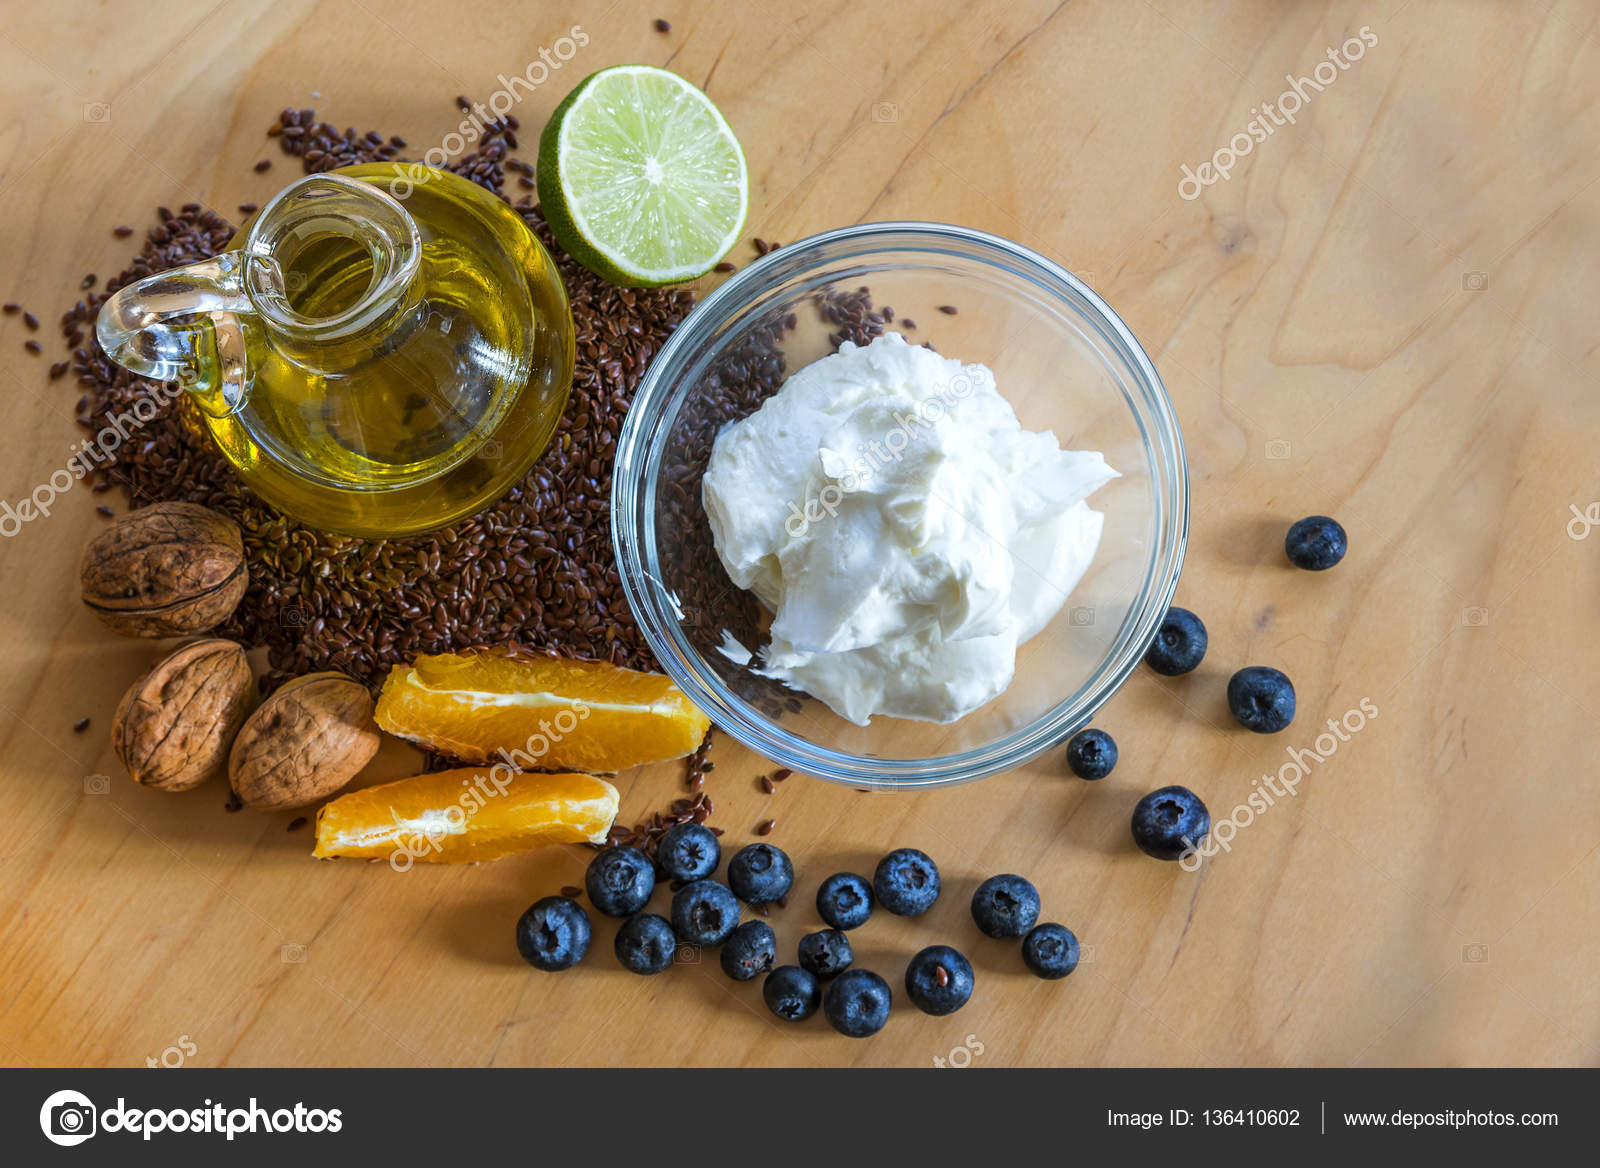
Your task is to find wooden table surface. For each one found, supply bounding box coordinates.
[2,0,1597,1069]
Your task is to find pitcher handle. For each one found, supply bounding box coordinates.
[95,251,255,417]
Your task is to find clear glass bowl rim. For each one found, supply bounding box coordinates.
[612,220,1188,787]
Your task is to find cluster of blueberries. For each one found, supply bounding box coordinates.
[514,515,1347,1023]
[1063,514,1347,863]
[516,829,1078,1038]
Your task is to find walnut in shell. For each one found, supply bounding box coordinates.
[79,501,247,637]
[228,672,380,811]
[112,639,255,791]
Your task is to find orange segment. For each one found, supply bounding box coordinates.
[374,650,711,773]
[312,768,618,866]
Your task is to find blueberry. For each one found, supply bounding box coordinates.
[763,965,822,1022]
[583,845,655,917]
[816,872,874,930]
[720,920,777,981]
[1066,728,1117,780]
[1131,785,1210,861]
[823,968,892,1038]
[904,945,974,1016]
[1227,666,1296,733]
[657,822,720,883]
[515,896,590,971]
[670,879,741,947]
[614,912,677,975]
[1021,923,1080,979]
[1285,515,1347,571]
[873,848,940,916]
[1145,605,1207,676]
[797,929,854,979]
[727,843,794,906]
[970,874,1041,939]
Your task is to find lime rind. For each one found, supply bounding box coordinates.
[539,65,748,286]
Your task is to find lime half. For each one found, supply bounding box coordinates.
[538,65,748,287]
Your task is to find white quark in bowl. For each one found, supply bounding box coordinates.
[613,222,1187,788]
[702,333,1117,726]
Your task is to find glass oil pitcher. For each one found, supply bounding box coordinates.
[97,163,574,538]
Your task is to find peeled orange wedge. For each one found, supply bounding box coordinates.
[374,650,711,773]
[312,768,618,866]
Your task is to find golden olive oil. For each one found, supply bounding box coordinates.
[198,163,573,538]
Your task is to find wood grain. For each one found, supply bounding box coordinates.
[1,0,1597,1067]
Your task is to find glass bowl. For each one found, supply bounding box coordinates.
[612,222,1186,787]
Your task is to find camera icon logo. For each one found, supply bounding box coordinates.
[479,439,504,460]
[871,101,898,123]
[1462,271,1489,292]
[1462,943,1490,964]
[674,943,701,965]
[40,1089,97,1146]
[1069,606,1095,627]
[83,102,111,124]
[1460,606,1489,627]
[279,604,308,628]
[1265,439,1292,460]
[281,943,307,964]
[84,773,111,796]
